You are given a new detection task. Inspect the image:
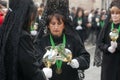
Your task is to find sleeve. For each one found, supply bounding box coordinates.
[73,18,78,29]
[34,37,45,64]
[18,34,46,80]
[82,18,87,30]
[97,24,110,53]
[83,16,89,26]
[116,43,120,51]
[73,39,90,70]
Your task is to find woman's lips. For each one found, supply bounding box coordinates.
[53,30,59,32]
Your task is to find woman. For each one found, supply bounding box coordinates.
[98,13,106,34]
[35,6,44,31]
[37,0,72,39]
[97,1,120,80]
[73,7,86,42]
[34,12,90,80]
[0,0,52,80]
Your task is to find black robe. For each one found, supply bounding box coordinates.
[73,17,87,42]
[4,30,46,80]
[34,34,90,80]
[98,22,120,80]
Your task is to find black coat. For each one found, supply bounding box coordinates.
[34,34,90,80]
[73,17,87,42]
[98,22,120,80]
[4,30,46,80]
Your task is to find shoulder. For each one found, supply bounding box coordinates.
[65,34,77,42]
[104,21,112,30]
[37,34,49,42]
[65,34,72,38]
[20,30,33,41]
[21,30,30,36]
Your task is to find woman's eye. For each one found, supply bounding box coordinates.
[51,22,55,25]
[58,22,62,25]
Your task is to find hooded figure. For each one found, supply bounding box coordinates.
[97,0,120,80]
[34,0,90,80]
[0,0,52,80]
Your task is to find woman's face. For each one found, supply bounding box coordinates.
[78,10,82,17]
[110,6,120,24]
[37,8,43,15]
[48,16,65,37]
[101,15,106,21]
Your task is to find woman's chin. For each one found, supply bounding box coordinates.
[113,20,120,24]
[52,34,62,37]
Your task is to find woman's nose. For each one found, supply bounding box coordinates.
[54,24,59,28]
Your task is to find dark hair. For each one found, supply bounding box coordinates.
[110,0,120,9]
[23,3,37,32]
[46,12,66,26]
[71,7,75,10]
[75,7,84,18]
[40,3,44,8]
[90,9,94,13]
[100,13,106,21]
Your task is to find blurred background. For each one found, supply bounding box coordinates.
[0,0,117,80]
[33,0,113,10]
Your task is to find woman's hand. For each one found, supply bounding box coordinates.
[42,67,52,79]
[67,59,79,69]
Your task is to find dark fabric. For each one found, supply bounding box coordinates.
[73,17,87,42]
[91,14,100,31]
[0,0,46,80]
[4,30,46,80]
[93,46,103,67]
[93,12,110,67]
[41,0,69,22]
[98,22,120,80]
[34,34,90,80]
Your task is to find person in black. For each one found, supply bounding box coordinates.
[97,1,120,80]
[96,13,106,37]
[36,0,72,39]
[73,7,87,42]
[0,0,52,80]
[70,7,76,21]
[34,11,90,80]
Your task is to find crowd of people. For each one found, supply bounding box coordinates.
[0,0,120,80]
[33,2,108,45]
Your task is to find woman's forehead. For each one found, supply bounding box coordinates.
[50,16,63,21]
[110,6,120,11]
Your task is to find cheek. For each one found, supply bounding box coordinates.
[48,26,53,32]
[115,15,120,20]
[111,15,118,20]
[60,27,64,32]
[116,14,120,17]
[111,14,115,18]
[60,25,65,31]
[118,15,120,19]
[78,13,82,17]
